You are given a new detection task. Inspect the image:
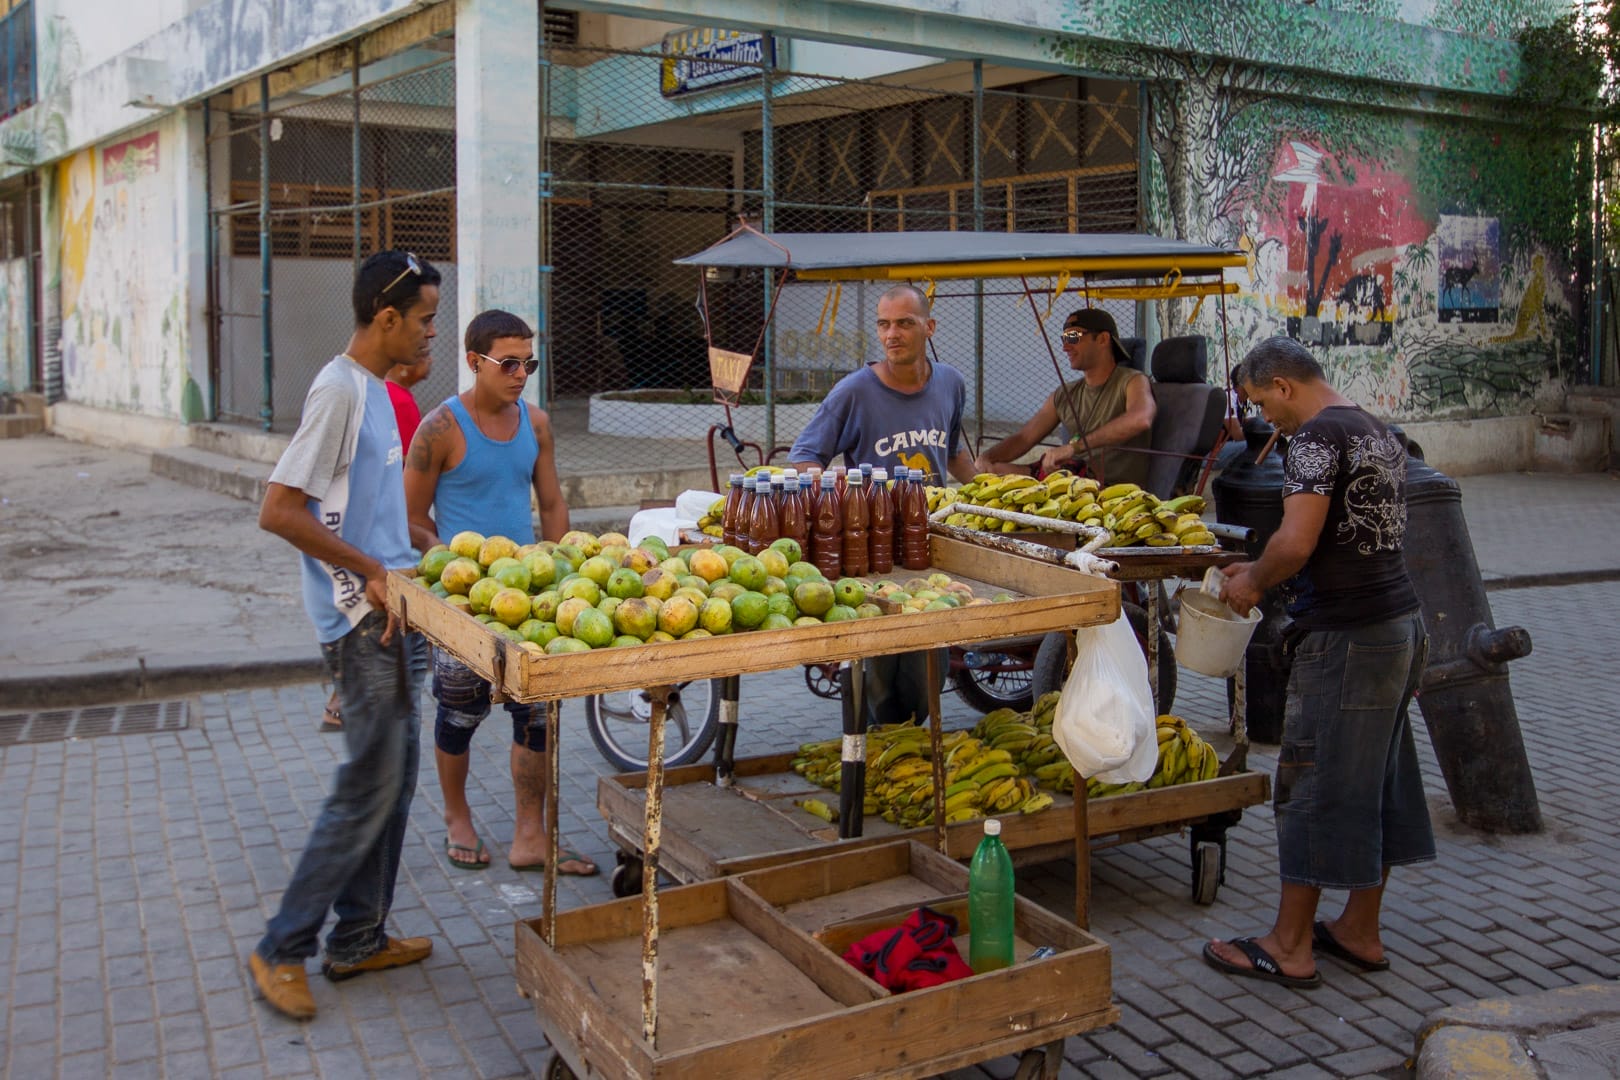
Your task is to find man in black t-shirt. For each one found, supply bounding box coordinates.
[1201,337,1432,990]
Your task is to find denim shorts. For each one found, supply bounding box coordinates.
[1275,612,1435,890]
[430,646,542,754]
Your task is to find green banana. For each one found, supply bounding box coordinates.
[968,762,1019,785]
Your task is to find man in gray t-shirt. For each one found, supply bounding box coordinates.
[789,285,976,484]
[790,285,976,730]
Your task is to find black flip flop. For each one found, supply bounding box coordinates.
[1312,920,1391,972]
[1202,938,1321,988]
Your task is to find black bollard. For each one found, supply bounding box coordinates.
[1402,457,1541,834]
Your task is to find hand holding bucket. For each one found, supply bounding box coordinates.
[1177,568,1262,678]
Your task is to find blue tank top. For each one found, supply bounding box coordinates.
[434,395,539,545]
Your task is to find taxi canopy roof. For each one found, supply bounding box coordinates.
[675,229,1245,283]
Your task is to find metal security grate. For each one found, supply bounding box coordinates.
[0,699,190,745]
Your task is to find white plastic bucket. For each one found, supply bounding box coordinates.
[1176,570,1262,678]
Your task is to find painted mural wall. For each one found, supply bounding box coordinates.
[55,113,204,420]
[1056,0,1583,422]
[0,257,26,393]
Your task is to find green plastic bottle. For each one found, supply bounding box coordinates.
[968,818,1015,973]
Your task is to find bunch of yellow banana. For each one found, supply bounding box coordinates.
[924,485,961,513]
[942,473,1218,548]
[1088,485,1217,549]
[791,720,1052,825]
[695,496,728,539]
[1148,714,1223,788]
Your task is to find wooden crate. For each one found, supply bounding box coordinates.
[388,534,1119,703]
[515,840,1116,1079]
[598,753,1269,882]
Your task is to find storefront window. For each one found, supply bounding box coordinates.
[0,0,35,121]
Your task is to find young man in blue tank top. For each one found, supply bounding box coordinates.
[250,250,440,1020]
[403,311,590,875]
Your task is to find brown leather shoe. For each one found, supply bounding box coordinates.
[249,953,316,1020]
[321,935,433,983]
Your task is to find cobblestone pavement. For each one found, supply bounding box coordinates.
[3,580,1615,1078]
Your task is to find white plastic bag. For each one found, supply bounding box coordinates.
[627,507,682,548]
[1051,611,1158,784]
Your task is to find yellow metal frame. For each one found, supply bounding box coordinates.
[794,253,1246,282]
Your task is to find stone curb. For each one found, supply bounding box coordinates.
[1,648,327,709]
[1414,983,1620,1079]
[1483,568,1620,592]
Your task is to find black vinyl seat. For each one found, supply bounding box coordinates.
[1145,335,1225,499]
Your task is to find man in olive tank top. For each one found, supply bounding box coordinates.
[973,308,1155,487]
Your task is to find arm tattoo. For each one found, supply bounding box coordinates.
[407,406,455,471]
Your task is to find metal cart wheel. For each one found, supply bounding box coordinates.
[544,1052,577,1080]
[610,852,645,899]
[803,662,841,700]
[953,650,1036,713]
[585,679,721,771]
[1192,839,1223,905]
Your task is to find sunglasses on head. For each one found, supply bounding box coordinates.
[475,353,539,377]
[373,252,423,312]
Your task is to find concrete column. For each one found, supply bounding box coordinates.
[455,0,540,399]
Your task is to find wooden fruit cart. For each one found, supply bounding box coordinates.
[387,533,1122,1078]
[597,522,1270,917]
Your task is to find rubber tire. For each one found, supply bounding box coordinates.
[1192,840,1222,905]
[584,681,722,773]
[1030,603,1178,712]
[610,855,644,899]
[544,1053,577,1080]
[953,645,1038,714]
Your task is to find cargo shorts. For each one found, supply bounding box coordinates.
[1274,611,1435,890]
[430,646,544,754]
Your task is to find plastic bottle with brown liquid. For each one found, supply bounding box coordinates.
[736,473,757,552]
[748,473,779,554]
[842,471,870,577]
[722,473,745,548]
[867,466,894,575]
[810,472,843,579]
[902,466,931,570]
[890,466,911,568]
[779,468,809,555]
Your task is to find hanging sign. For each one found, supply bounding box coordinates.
[661,28,774,98]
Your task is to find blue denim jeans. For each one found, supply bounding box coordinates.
[1275,611,1434,890]
[257,612,426,966]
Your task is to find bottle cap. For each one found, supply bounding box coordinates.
[821,473,835,488]
[984,818,1002,836]
[872,467,888,481]
[729,473,744,485]
[757,474,772,490]
[782,468,798,482]
[849,472,862,486]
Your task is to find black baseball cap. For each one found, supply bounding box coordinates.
[1066,308,1132,368]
